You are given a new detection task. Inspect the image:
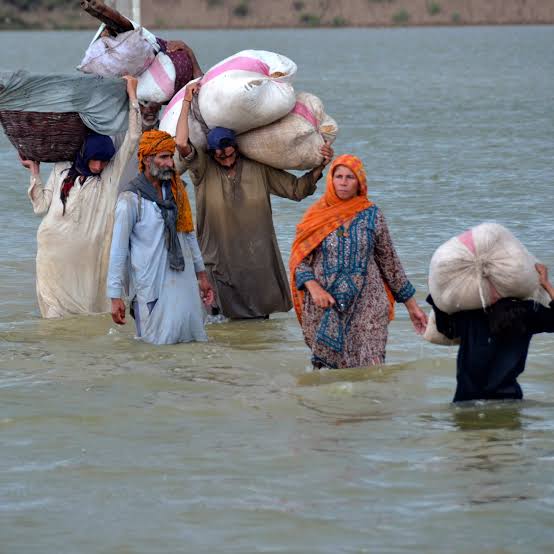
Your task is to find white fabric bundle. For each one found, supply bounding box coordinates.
[422,311,460,346]
[78,27,156,78]
[137,52,176,103]
[236,92,338,170]
[429,222,542,314]
[197,50,297,134]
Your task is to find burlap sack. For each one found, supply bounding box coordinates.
[236,91,338,170]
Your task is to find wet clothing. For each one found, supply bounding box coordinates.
[428,296,554,402]
[107,182,207,345]
[177,144,318,319]
[295,206,415,369]
[27,100,141,318]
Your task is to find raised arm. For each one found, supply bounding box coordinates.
[107,76,141,200]
[22,158,55,216]
[530,264,554,334]
[175,82,199,158]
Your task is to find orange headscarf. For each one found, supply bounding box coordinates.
[289,154,395,322]
[138,130,194,233]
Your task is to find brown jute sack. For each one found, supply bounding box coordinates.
[236,91,338,170]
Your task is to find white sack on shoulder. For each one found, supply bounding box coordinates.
[158,83,207,150]
[423,310,460,346]
[137,52,176,103]
[236,91,338,170]
[429,222,542,314]
[197,50,297,134]
[78,28,156,78]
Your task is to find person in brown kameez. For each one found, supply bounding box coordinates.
[174,82,333,319]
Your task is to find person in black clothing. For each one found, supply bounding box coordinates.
[428,264,554,402]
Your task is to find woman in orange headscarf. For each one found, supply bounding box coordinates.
[290,154,427,369]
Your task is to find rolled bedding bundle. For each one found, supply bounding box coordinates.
[428,222,546,315]
[236,91,338,170]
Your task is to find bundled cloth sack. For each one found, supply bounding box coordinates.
[428,222,544,314]
[78,26,158,78]
[422,310,460,346]
[236,91,338,170]
[136,51,176,103]
[196,50,297,134]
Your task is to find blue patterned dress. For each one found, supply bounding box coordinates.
[295,206,415,368]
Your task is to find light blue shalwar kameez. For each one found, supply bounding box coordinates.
[107,189,208,345]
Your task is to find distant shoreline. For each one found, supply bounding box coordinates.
[2,21,554,32]
[2,0,554,31]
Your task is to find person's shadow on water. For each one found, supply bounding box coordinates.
[450,400,524,432]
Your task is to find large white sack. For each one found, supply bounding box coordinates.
[78,27,156,78]
[137,52,176,103]
[197,50,297,134]
[236,92,338,170]
[423,311,460,346]
[429,222,542,314]
[158,82,207,150]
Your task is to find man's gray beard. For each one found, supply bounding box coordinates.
[149,159,174,181]
[141,117,159,131]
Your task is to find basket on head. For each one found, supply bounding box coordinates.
[0,111,88,163]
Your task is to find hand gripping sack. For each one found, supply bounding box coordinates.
[158,81,207,150]
[197,50,297,134]
[78,27,156,78]
[429,222,542,314]
[422,310,460,346]
[137,52,176,103]
[236,92,338,170]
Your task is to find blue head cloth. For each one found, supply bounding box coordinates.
[207,127,237,151]
[74,132,116,176]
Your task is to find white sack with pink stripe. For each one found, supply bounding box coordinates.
[236,92,338,170]
[159,79,207,150]
[137,52,176,103]
[429,222,546,314]
[197,50,297,134]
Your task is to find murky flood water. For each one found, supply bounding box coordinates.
[1,26,553,553]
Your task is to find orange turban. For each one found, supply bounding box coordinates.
[138,130,193,233]
[289,154,395,322]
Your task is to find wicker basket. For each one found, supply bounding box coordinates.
[0,110,88,163]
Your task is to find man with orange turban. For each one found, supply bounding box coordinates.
[107,129,214,345]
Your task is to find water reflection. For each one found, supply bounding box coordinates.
[450,401,524,432]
